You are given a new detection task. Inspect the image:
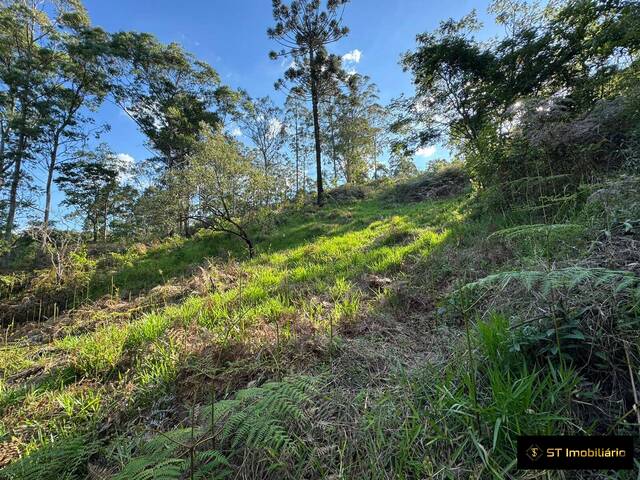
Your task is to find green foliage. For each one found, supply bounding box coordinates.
[2,0,638,477]
[456,266,639,297]
[487,223,584,241]
[113,427,229,480]
[0,434,99,480]
[57,324,129,377]
[116,376,316,479]
[5,170,640,479]
[343,313,579,478]
[97,231,239,296]
[0,272,28,298]
[108,31,232,172]
[55,145,133,243]
[400,0,640,191]
[487,222,589,260]
[181,130,267,257]
[389,161,470,203]
[332,74,382,184]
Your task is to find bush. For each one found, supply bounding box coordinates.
[465,89,640,211]
[325,183,369,203]
[391,162,470,203]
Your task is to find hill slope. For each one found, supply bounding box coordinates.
[1,173,639,479]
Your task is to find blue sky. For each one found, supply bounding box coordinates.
[43,0,503,226]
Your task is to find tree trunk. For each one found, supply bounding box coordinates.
[330,115,337,185]
[373,140,378,180]
[43,134,60,229]
[103,199,108,242]
[309,49,324,206]
[294,114,300,194]
[244,235,254,259]
[0,120,7,193]
[261,150,269,176]
[4,131,27,241]
[184,202,190,237]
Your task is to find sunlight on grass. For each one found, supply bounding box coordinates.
[53,196,462,383]
[4,193,465,470]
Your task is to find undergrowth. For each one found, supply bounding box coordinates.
[2,174,639,479]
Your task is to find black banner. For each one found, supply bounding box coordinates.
[517,435,634,470]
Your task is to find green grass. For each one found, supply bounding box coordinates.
[1,190,465,472]
[89,231,243,297]
[4,174,639,479]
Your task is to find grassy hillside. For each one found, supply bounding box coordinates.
[1,171,639,479]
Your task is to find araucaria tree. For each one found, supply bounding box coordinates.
[268,0,350,206]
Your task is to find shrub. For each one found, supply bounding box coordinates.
[390,162,470,203]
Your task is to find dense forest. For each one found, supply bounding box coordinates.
[0,0,639,478]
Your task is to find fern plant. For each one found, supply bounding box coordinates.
[487,223,584,241]
[114,375,317,479]
[455,266,639,297]
[0,434,99,480]
[113,425,230,480]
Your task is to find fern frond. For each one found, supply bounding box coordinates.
[488,224,584,240]
[1,434,98,480]
[116,375,319,478]
[456,267,639,297]
[193,450,230,480]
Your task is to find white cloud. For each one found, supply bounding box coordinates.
[114,153,135,184]
[231,127,242,137]
[115,153,134,168]
[268,118,283,139]
[415,145,437,158]
[342,49,362,64]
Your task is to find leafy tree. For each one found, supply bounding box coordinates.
[183,131,268,257]
[108,32,239,235]
[38,19,110,229]
[0,0,91,240]
[268,0,350,205]
[130,185,180,239]
[105,183,139,239]
[368,103,390,180]
[284,92,312,195]
[334,74,380,184]
[108,33,233,171]
[234,94,285,176]
[401,11,498,166]
[0,0,110,239]
[319,82,342,186]
[389,151,418,179]
[401,0,640,186]
[55,145,127,242]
